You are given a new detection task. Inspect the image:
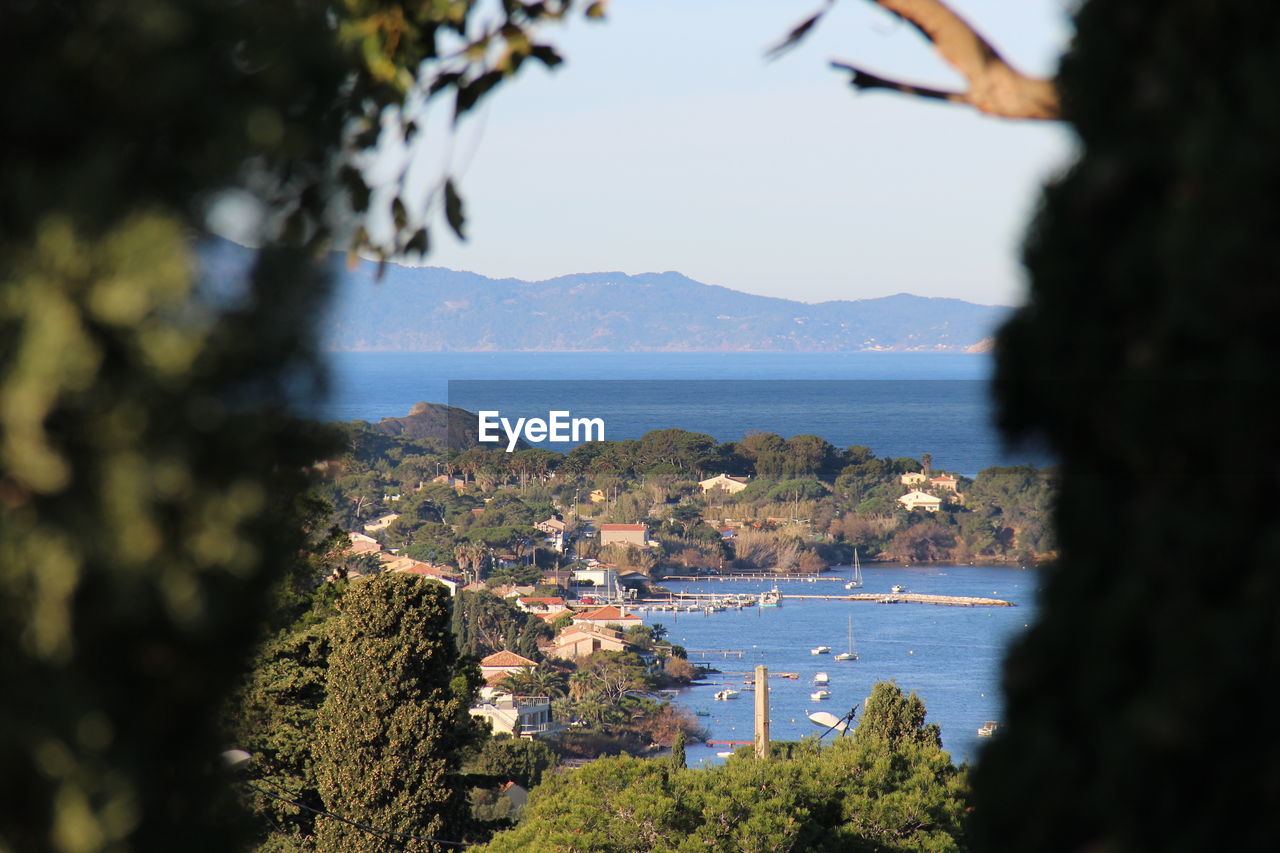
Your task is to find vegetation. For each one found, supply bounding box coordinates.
[313,574,484,851]
[320,416,1057,578]
[477,681,967,852]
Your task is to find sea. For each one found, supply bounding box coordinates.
[646,567,1036,768]
[318,352,1047,765]
[317,351,1053,476]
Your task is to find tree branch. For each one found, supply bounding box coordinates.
[835,0,1060,120]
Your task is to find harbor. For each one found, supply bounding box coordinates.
[643,565,1036,768]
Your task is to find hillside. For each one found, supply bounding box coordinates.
[200,238,1009,352]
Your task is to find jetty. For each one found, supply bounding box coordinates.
[685,649,746,659]
[783,593,1014,607]
[663,574,841,582]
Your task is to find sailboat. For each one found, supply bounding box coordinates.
[844,548,864,590]
[834,614,859,661]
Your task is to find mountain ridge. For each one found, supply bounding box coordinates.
[199,237,1011,352]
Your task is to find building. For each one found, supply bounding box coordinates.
[479,650,539,684]
[386,559,462,594]
[588,489,607,503]
[571,605,641,630]
[516,597,568,619]
[898,490,943,512]
[900,472,928,486]
[929,474,960,492]
[698,473,750,495]
[536,516,567,552]
[599,523,648,547]
[548,625,631,661]
[344,531,382,556]
[571,566,620,599]
[470,689,556,738]
[363,512,400,533]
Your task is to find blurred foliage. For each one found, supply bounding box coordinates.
[972,0,1280,849]
[1,1,598,850]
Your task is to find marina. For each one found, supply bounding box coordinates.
[645,564,1036,769]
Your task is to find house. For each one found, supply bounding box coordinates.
[479,650,539,684]
[571,605,641,630]
[536,517,567,552]
[929,474,960,492]
[599,523,648,547]
[588,489,607,503]
[470,689,556,738]
[344,531,382,556]
[698,473,750,495]
[363,512,400,533]
[390,561,461,595]
[548,624,631,661]
[431,474,468,489]
[898,490,943,512]
[571,566,620,599]
[535,517,567,535]
[900,472,928,486]
[516,597,568,617]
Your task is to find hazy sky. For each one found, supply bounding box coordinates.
[382,1,1076,307]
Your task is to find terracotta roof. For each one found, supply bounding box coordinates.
[518,597,565,606]
[573,605,639,622]
[479,650,538,668]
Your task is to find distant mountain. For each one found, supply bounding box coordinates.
[200,238,1010,352]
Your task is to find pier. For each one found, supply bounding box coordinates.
[782,593,1015,607]
[685,649,746,659]
[663,574,842,582]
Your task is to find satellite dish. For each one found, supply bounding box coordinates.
[807,711,847,733]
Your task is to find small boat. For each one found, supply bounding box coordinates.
[759,586,781,607]
[891,584,906,594]
[834,614,859,661]
[714,689,740,701]
[808,711,848,733]
[844,548,864,590]
[694,710,711,717]
[813,672,829,685]
[977,721,999,737]
[810,646,832,655]
[716,751,736,758]
[810,689,831,701]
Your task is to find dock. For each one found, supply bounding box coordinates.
[783,593,1014,607]
[663,574,842,582]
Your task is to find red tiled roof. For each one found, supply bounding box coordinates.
[574,605,639,622]
[519,597,565,606]
[479,650,538,668]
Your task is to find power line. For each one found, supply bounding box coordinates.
[245,779,469,848]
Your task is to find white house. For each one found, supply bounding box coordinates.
[698,474,750,495]
[900,472,928,486]
[898,490,943,512]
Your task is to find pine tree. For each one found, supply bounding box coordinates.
[313,574,483,852]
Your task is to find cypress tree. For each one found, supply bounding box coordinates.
[313,574,483,852]
[669,730,687,771]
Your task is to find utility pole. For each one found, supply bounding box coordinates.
[754,664,770,759]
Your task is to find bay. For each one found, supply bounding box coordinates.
[646,565,1037,767]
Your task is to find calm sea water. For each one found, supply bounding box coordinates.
[319,352,1053,475]
[648,565,1037,767]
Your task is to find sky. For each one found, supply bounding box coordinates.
[378,1,1077,308]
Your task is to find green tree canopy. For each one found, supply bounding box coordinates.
[313,574,484,852]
